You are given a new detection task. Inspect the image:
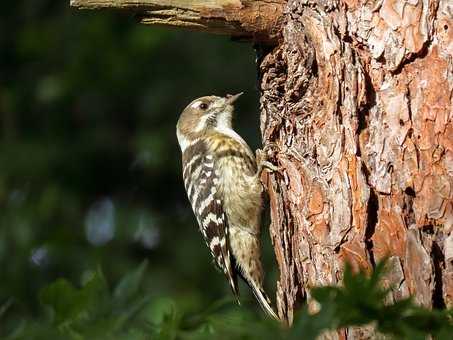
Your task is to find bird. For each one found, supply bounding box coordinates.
[176,92,279,320]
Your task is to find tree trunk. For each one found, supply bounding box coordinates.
[70,0,452,336]
[258,0,452,335]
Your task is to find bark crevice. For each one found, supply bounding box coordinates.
[390,41,431,76]
[432,237,446,309]
[365,188,378,268]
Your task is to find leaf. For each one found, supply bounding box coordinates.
[39,278,84,325]
[39,269,108,325]
[310,286,338,304]
[0,298,13,319]
[80,269,109,302]
[147,297,177,325]
[113,295,152,331]
[294,259,453,339]
[113,259,148,304]
[289,306,335,340]
[154,305,180,340]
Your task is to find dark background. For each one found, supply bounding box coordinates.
[0,1,278,336]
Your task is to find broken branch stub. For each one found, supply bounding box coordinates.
[70,0,285,42]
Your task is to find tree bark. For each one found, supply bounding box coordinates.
[259,0,453,335]
[70,0,452,336]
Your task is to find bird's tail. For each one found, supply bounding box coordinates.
[228,274,241,306]
[250,282,279,321]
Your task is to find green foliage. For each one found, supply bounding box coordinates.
[5,261,152,340]
[2,261,452,340]
[292,262,453,339]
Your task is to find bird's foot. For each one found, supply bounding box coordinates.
[256,143,279,175]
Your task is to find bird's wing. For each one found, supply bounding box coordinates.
[183,153,239,301]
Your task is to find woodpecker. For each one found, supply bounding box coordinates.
[176,93,278,320]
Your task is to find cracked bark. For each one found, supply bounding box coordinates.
[259,0,453,336]
[70,0,452,336]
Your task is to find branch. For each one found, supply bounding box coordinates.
[70,0,285,42]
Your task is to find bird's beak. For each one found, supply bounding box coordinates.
[225,92,243,104]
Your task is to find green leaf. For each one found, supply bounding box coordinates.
[80,269,109,302]
[39,279,84,325]
[310,286,338,304]
[0,298,13,319]
[154,305,180,340]
[296,259,453,339]
[147,297,177,325]
[113,259,148,304]
[39,269,108,326]
[289,306,335,340]
[113,295,152,331]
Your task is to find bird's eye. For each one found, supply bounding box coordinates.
[199,102,208,110]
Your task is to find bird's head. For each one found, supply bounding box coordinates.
[176,93,242,148]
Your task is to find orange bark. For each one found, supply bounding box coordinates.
[259,1,452,334]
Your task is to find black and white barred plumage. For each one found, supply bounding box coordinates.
[176,93,278,320]
[182,141,238,298]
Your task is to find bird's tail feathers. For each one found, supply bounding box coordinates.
[250,282,279,321]
[232,256,279,320]
[228,275,241,306]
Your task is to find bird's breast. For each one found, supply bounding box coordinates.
[215,150,263,233]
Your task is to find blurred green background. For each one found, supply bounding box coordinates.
[0,1,278,337]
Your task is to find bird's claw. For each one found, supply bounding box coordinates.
[256,143,279,175]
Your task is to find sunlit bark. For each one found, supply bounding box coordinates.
[259,1,452,335]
